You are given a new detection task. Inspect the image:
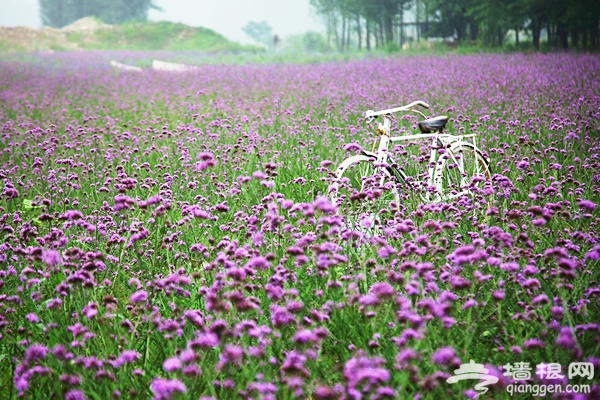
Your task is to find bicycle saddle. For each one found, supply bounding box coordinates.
[418,116,448,133]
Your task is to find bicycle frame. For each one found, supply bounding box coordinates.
[369,113,482,201]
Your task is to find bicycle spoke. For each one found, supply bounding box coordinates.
[329,157,400,233]
[434,144,492,221]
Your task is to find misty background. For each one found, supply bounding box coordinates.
[0,0,322,45]
[0,0,598,52]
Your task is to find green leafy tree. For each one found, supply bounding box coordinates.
[310,0,342,50]
[242,21,275,49]
[39,0,161,28]
[308,0,599,51]
[39,0,69,28]
[468,0,529,46]
[429,0,476,42]
[311,0,414,50]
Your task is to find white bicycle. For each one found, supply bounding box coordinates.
[328,100,492,228]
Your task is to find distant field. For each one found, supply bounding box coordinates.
[0,52,599,399]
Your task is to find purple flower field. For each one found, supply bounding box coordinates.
[0,51,599,399]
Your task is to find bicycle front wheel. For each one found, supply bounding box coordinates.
[329,155,400,230]
[433,143,492,212]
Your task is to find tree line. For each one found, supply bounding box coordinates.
[309,0,600,51]
[39,0,160,28]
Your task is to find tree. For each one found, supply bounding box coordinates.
[242,21,275,49]
[310,0,414,50]
[39,0,161,28]
[524,0,547,50]
[428,0,476,42]
[308,0,600,51]
[310,0,342,50]
[40,0,69,28]
[468,0,513,46]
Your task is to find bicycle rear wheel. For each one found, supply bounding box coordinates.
[433,143,492,215]
[329,155,400,231]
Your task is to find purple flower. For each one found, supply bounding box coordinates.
[462,299,476,309]
[119,350,140,364]
[369,282,395,298]
[578,199,596,211]
[216,344,244,371]
[247,381,278,396]
[182,365,201,377]
[492,290,505,300]
[293,329,316,344]
[532,218,546,226]
[281,351,310,377]
[52,344,68,360]
[47,298,63,309]
[130,290,148,303]
[585,245,600,261]
[252,170,266,179]
[343,352,390,396]
[82,302,98,319]
[163,357,182,372]
[313,196,336,214]
[197,152,214,161]
[189,332,220,349]
[516,160,529,169]
[60,210,84,220]
[150,378,187,400]
[65,389,86,400]
[26,313,39,323]
[139,195,162,208]
[42,249,61,267]
[431,347,458,366]
[396,349,418,368]
[556,326,577,350]
[313,385,338,400]
[523,338,545,349]
[532,294,549,304]
[245,256,270,270]
[25,344,48,362]
[192,209,211,219]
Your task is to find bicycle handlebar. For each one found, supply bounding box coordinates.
[364,100,430,119]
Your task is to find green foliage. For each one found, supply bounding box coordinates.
[242,21,275,49]
[302,31,330,52]
[384,41,401,53]
[0,39,26,53]
[85,20,249,52]
[283,31,332,53]
[39,0,161,28]
[309,0,600,51]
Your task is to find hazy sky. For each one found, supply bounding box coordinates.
[0,0,324,44]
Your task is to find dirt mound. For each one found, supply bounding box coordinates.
[62,17,107,32]
[0,26,75,52]
[0,19,241,53]
[0,17,110,52]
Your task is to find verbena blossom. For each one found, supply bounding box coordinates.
[130,290,148,303]
[150,378,187,400]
